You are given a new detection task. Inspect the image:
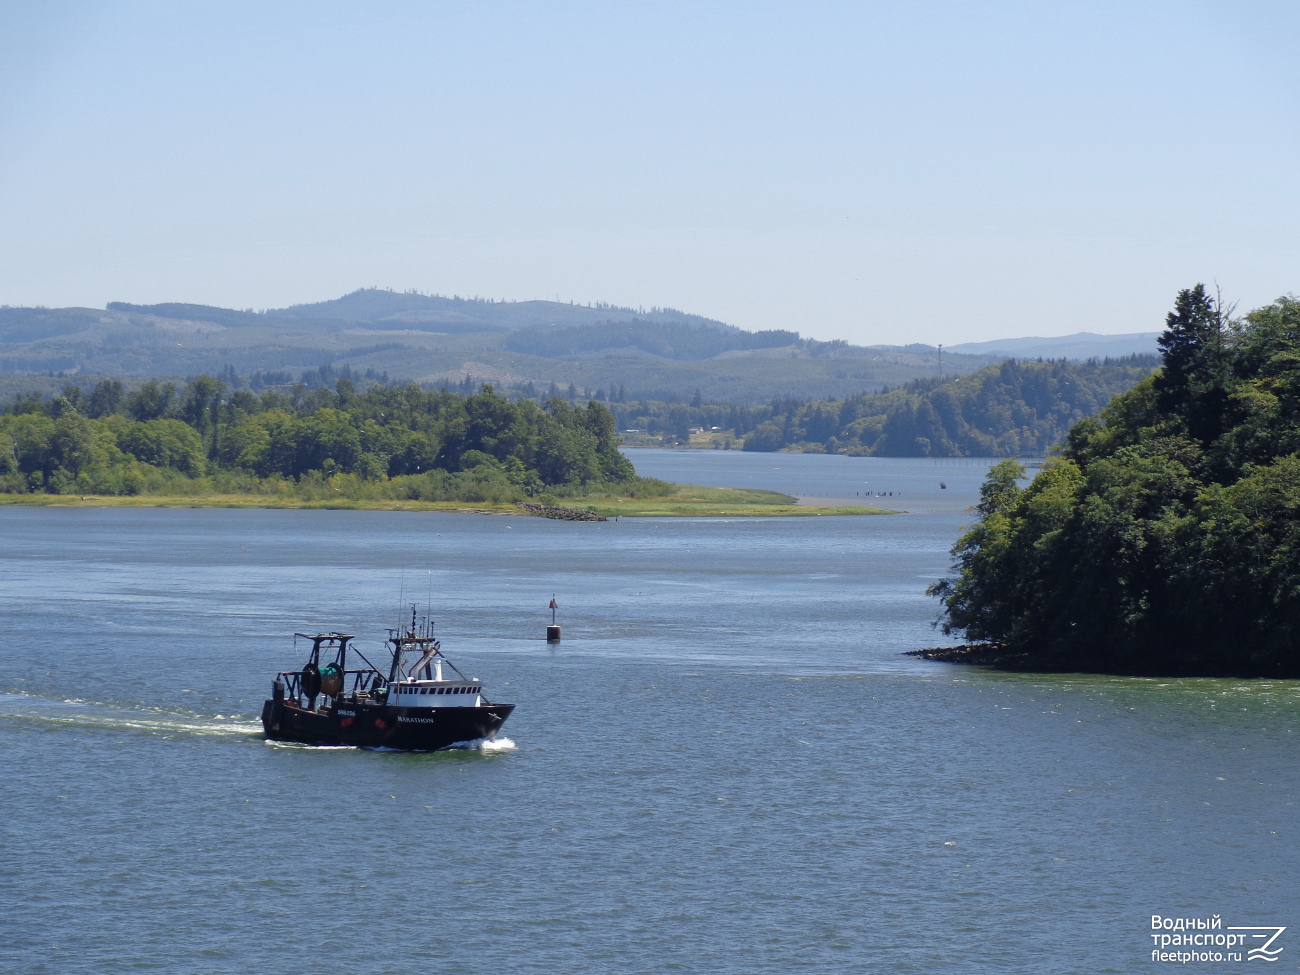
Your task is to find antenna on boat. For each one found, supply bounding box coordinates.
[398,569,406,633]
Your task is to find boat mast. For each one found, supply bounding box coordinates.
[386,630,402,684]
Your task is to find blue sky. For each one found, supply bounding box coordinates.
[1,1,1296,343]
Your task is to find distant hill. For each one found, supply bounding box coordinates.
[0,307,107,344]
[945,331,1160,361]
[7,293,1170,404]
[106,302,312,330]
[273,289,734,333]
[0,289,1004,403]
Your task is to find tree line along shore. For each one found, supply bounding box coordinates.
[0,378,889,517]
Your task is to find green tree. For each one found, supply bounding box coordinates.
[86,380,125,418]
[4,413,55,485]
[126,380,176,421]
[585,399,635,481]
[181,375,225,457]
[1154,284,1230,446]
[294,408,362,475]
[119,419,206,474]
[50,412,97,482]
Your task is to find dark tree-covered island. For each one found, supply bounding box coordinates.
[927,286,1300,677]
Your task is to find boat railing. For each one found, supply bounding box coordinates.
[276,668,383,701]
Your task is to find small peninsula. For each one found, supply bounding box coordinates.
[927,287,1300,677]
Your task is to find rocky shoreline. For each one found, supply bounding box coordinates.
[905,644,1034,668]
[514,502,607,522]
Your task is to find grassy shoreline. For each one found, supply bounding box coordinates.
[0,486,896,518]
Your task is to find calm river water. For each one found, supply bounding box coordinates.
[0,450,1295,973]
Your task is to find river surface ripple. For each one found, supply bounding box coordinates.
[0,451,1295,974]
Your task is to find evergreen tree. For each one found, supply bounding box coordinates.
[86,380,125,419]
[1154,283,1229,445]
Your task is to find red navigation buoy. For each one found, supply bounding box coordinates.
[547,596,561,642]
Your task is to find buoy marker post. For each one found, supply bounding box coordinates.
[546,596,561,642]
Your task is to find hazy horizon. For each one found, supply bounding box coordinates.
[2,3,1296,345]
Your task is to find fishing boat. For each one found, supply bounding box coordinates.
[260,606,515,749]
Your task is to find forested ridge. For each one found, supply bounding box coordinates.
[0,379,637,503]
[930,288,1300,677]
[738,356,1157,456]
[503,319,804,360]
[0,288,1002,402]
